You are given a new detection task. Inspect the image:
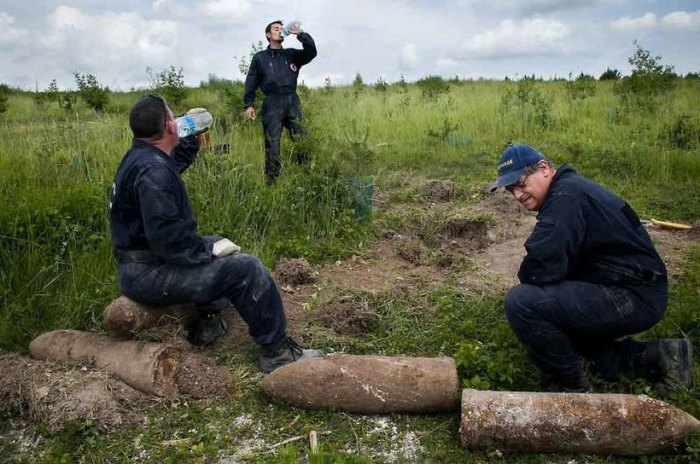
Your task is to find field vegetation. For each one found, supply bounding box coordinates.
[1,45,699,462]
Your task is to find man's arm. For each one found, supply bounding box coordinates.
[136,166,213,266]
[171,134,200,173]
[292,32,317,66]
[518,194,586,285]
[243,54,260,109]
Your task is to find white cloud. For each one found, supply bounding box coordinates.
[661,10,700,30]
[436,57,458,70]
[456,17,569,58]
[0,12,28,45]
[201,0,252,21]
[399,43,418,70]
[610,12,657,31]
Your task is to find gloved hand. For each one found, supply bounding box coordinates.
[212,238,241,257]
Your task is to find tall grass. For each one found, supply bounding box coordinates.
[1,78,699,351]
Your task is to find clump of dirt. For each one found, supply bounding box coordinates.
[395,240,423,264]
[317,294,379,335]
[425,180,455,202]
[0,353,146,432]
[175,353,233,399]
[273,258,316,285]
[442,215,491,250]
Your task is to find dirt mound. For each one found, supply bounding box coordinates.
[442,215,492,251]
[395,239,423,264]
[273,258,316,285]
[0,353,146,432]
[175,353,234,399]
[317,294,378,335]
[425,180,455,202]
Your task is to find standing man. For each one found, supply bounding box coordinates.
[490,143,692,395]
[244,20,317,185]
[109,95,322,373]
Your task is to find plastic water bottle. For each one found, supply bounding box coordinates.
[281,20,301,37]
[176,109,213,137]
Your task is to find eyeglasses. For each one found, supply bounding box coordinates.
[505,175,529,193]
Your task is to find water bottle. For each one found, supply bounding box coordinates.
[176,109,213,137]
[281,20,302,37]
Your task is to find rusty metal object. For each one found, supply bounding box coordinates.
[103,295,195,336]
[460,389,700,455]
[261,354,459,413]
[29,330,177,396]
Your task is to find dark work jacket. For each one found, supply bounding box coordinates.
[109,136,214,266]
[243,32,317,108]
[518,164,667,287]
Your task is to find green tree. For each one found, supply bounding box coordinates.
[147,65,187,108]
[599,68,622,80]
[237,40,264,76]
[74,72,110,112]
[0,83,9,115]
[614,40,676,112]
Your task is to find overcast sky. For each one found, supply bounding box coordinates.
[0,0,698,91]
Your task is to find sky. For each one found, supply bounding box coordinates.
[0,0,698,91]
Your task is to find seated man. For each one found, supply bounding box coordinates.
[109,94,321,372]
[490,143,691,394]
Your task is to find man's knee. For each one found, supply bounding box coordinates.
[505,284,546,328]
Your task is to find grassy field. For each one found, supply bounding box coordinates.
[0,76,699,463]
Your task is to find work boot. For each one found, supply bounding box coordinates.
[260,337,323,373]
[650,339,692,397]
[187,312,228,346]
[541,373,592,393]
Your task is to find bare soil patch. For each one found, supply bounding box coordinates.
[424,179,455,202]
[273,258,316,286]
[316,293,379,335]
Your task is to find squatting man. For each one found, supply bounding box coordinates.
[109,95,322,373]
[491,143,692,395]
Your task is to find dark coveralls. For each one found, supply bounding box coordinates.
[243,33,317,181]
[109,136,286,346]
[505,164,668,384]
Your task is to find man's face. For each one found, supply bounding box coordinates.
[267,23,283,42]
[505,162,553,211]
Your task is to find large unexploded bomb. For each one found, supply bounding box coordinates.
[261,354,459,413]
[459,389,700,455]
[103,295,195,336]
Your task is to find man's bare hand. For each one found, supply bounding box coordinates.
[245,106,256,120]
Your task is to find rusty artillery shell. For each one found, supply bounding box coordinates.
[261,354,459,413]
[29,329,177,396]
[103,295,195,336]
[460,389,700,455]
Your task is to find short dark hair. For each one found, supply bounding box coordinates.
[129,94,169,139]
[265,20,283,41]
[521,159,554,177]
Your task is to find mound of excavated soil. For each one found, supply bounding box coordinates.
[425,180,455,202]
[317,294,378,335]
[0,353,146,432]
[273,258,316,285]
[175,353,234,399]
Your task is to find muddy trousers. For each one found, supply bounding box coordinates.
[504,280,668,384]
[117,252,286,347]
[261,93,309,183]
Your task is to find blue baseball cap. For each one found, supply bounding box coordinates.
[490,144,547,192]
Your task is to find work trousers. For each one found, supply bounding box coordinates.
[117,245,286,347]
[261,93,309,182]
[504,280,668,383]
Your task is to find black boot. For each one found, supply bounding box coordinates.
[187,312,228,346]
[259,337,323,373]
[541,373,592,393]
[642,339,693,397]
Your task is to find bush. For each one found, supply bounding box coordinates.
[147,65,187,108]
[74,72,110,112]
[416,75,450,100]
[565,72,597,100]
[614,41,676,113]
[0,84,10,114]
[599,68,622,81]
[499,79,551,129]
[663,114,700,150]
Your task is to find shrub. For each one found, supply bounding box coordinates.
[416,75,450,100]
[0,83,11,114]
[599,68,622,80]
[499,79,552,129]
[663,114,700,150]
[147,65,187,108]
[614,41,676,113]
[74,72,110,112]
[565,72,597,100]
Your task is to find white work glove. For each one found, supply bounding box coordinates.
[212,238,241,257]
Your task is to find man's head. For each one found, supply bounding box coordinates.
[265,20,284,43]
[490,144,556,211]
[129,94,177,144]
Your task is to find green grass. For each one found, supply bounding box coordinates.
[1,78,699,462]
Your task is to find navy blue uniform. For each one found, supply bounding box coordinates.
[505,164,668,384]
[109,136,286,347]
[244,33,317,181]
